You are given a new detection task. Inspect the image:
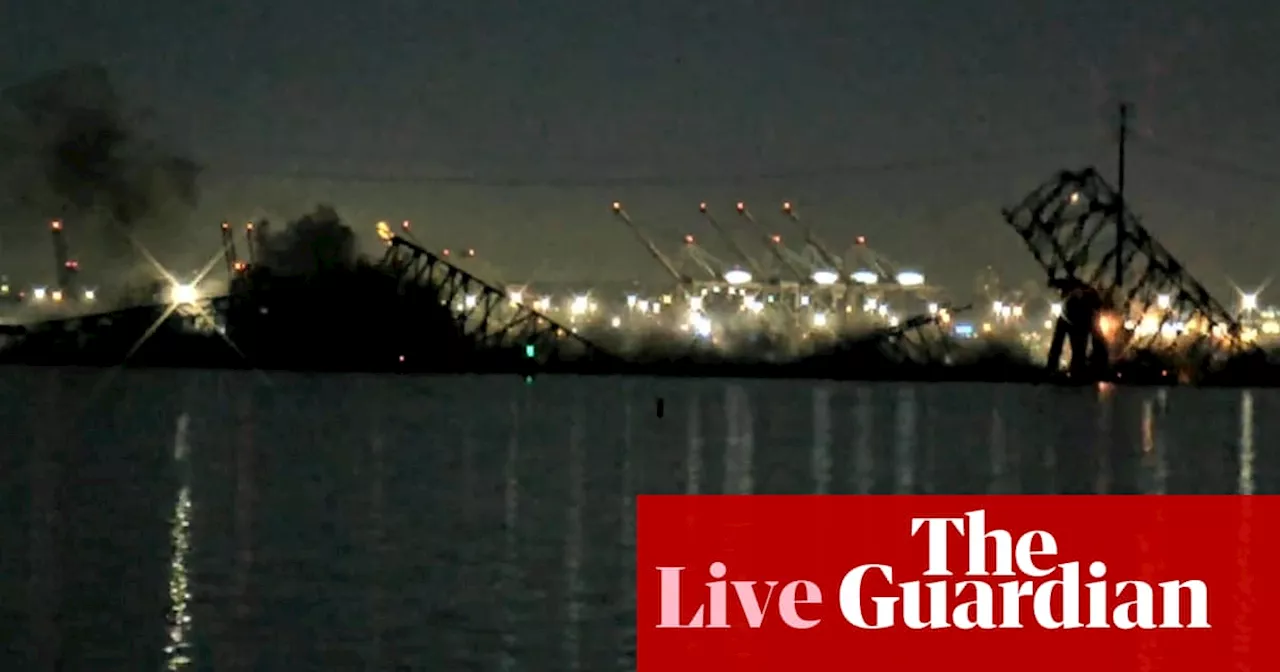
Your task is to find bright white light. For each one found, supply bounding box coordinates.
[637,299,650,313]
[1012,304,1023,317]
[32,287,47,301]
[811,270,839,286]
[863,299,877,312]
[723,268,752,285]
[169,283,199,305]
[83,289,96,301]
[626,294,638,308]
[570,295,589,315]
[534,297,551,312]
[992,301,1004,314]
[691,314,712,337]
[895,271,925,286]
[464,294,478,309]
[1241,292,1259,312]
[800,294,811,306]
[927,302,939,315]
[689,296,704,311]
[1156,294,1171,309]
[509,291,523,305]
[812,312,828,327]
[1050,302,1063,317]
[851,271,878,285]
[745,297,764,313]
[610,316,621,328]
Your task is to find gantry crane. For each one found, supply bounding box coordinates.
[734,202,808,282]
[49,220,78,299]
[781,202,844,277]
[611,202,692,288]
[698,203,765,278]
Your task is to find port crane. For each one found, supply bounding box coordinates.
[781,202,845,279]
[678,234,737,281]
[49,220,79,300]
[698,203,766,279]
[734,202,808,283]
[611,202,693,290]
[219,222,244,277]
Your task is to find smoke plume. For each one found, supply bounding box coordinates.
[0,65,200,273]
[256,205,359,276]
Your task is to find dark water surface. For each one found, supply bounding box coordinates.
[0,369,1271,670]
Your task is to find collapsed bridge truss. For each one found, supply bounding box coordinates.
[1002,167,1245,376]
[379,234,616,365]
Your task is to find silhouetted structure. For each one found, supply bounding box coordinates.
[1003,167,1245,380]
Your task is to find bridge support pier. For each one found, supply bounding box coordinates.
[1046,288,1110,380]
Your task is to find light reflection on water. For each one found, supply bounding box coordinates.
[0,370,1273,671]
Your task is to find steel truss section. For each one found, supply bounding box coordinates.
[1003,167,1245,372]
[874,304,971,365]
[380,236,616,364]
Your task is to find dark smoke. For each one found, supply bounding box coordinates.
[1,65,199,272]
[256,205,359,275]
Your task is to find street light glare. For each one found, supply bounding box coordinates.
[170,283,199,305]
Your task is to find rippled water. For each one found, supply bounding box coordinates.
[0,369,1272,670]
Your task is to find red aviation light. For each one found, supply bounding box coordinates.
[51,220,62,231]
[698,202,707,213]
[770,234,782,244]
[736,202,745,212]
[782,201,793,213]
[684,234,695,244]
[855,235,867,245]
[611,201,622,212]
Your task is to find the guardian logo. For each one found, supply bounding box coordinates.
[655,509,1210,631]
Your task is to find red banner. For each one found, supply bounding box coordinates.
[636,496,1277,671]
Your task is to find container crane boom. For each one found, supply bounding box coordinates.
[698,203,764,276]
[735,202,807,282]
[220,221,240,277]
[611,203,690,284]
[680,235,731,280]
[782,202,844,273]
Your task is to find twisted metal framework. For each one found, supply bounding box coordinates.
[1003,167,1242,373]
[875,303,973,365]
[379,235,616,364]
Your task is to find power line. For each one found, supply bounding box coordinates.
[199,143,1089,188]
[1134,139,1280,185]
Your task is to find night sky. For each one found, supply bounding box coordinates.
[2,0,1278,300]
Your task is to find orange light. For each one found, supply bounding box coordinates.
[233,261,246,272]
[50,220,62,230]
[855,235,866,245]
[684,234,695,244]
[611,201,621,212]
[771,234,782,244]
[246,222,254,230]
[782,201,792,212]
[1097,312,1119,338]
